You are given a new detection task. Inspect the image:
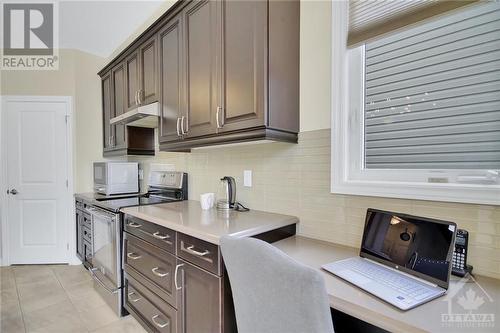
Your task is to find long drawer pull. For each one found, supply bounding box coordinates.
[127,222,142,228]
[151,314,170,328]
[127,291,142,303]
[127,252,142,260]
[151,267,169,278]
[185,245,210,257]
[152,231,170,240]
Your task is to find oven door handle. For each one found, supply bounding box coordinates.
[87,207,117,221]
[88,267,120,294]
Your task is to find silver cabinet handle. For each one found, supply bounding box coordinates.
[152,267,169,278]
[134,91,138,106]
[174,263,184,290]
[139,89,143,105]
[176,117,181,136]
[185,245,210,257]
[152,231,169,240]
[127,252,142,260]
[127,222,142,228]
[8,189,18,195]
[180,116,186,134]
[128,291,142,303]
[151,314,169,328]
[216,106,222,128]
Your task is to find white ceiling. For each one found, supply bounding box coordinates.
[59,0,165,57]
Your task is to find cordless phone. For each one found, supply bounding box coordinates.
[452,229,473,277]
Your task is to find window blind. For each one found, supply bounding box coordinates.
[364,2,500,170]
[348,0,480,47]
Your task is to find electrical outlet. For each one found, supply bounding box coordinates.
[138,169,144,180]
[244,170,252,187]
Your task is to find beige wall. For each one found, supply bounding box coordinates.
[1,49,106,193]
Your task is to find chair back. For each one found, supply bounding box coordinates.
[220,236,334,333]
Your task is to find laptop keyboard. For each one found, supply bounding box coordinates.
[335,258,437,301]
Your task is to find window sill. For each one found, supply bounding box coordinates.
[331,178,500,206]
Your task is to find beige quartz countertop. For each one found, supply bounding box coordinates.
[121,200,298,245]
[274,236,500,333]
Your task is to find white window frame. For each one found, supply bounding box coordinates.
[330,1,500,205]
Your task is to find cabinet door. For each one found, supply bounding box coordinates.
[182,0,218,138]
[101,71,114,151]
[159,15,183,143]
[218,0,267,132]
[126,51,140,111]
[75,210,84,261]
[112,63,127,149]
[178,260,222,333]
[139,36,158,105]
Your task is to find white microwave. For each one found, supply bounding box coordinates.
[93,162,139,195]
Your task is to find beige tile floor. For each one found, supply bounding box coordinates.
[0,265,147,333]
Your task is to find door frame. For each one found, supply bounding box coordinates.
[0,95,76,266]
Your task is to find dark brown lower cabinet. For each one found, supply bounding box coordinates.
[75,208,84,261]
[123,224,234,333]
[126,273,178,333]
[177,259,223,333]
[122,214,296,333]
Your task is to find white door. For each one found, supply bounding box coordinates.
[5,99,70,264]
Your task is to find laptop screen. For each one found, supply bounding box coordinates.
[360,209,456,288]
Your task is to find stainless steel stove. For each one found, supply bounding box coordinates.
[81,171,187,316]
[90,171,188,212]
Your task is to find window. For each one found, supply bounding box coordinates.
[331,1,500,205]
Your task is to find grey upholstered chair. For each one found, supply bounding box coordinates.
[220,236,334,333]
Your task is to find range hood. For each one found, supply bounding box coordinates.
[110,102,159,128]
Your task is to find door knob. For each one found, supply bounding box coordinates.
[8,189,18,195]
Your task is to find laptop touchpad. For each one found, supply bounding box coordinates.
[339,270,371,286]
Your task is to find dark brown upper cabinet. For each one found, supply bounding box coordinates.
[126,39,158,111]
[111,63,127,150]
[158,13,184,144]
[125,51,140,112]
[100,64,154,157]
[217,0,267,133]
[98,0,299,153]
[101,71,114,151]
[181,0,218,139]
[139,36,158,105]
[158,0,299,151]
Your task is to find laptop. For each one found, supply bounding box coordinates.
[322,208,456,311]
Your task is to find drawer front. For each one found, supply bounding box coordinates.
[82,213,92,229]
[125,215,176,254]
[82,226,92,243]
[177,233,221,276]
[125,274,178,333]
[124,234,177,306]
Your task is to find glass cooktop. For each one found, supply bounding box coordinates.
[94,195,178,212]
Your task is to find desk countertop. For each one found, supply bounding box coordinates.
[274,236,500,333]
[121,200,298,245]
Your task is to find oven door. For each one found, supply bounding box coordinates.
[87,206,123,315]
